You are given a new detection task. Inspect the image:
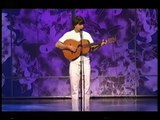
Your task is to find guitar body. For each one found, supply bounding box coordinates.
[63,39,90,61]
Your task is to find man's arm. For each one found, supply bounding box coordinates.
[55,41,76,52]
[55,41,69,50]
[90,41,105,52]
[90,39,108,52]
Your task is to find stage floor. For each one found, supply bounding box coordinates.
[2,97,157,111]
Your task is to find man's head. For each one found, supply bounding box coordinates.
[72,16,85,31]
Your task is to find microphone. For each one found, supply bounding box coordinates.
[80,30,83,39]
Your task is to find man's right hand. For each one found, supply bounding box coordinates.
[67,46,77,52]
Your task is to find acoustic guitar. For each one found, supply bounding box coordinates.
[62,37,116,61]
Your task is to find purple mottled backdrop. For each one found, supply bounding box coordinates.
[2,9,157,98]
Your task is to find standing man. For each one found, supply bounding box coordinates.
[55,16,101,111]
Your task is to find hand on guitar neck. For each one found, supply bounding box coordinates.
[91,37,116,52]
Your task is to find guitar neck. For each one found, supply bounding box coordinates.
[82,37,115,48]
[91,42,101,46]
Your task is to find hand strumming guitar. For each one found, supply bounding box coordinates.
[67,45,77,52]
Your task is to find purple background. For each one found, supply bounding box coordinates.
[2,9,157,97]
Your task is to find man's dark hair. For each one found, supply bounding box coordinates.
[72,16,85,27]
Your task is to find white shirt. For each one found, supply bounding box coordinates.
[59,30,93,43]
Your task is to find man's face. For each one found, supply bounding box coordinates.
[75,23,84,31]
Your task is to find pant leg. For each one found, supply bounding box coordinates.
[82,58,91,111]
[69,61,80,111]
[70,56,91,111]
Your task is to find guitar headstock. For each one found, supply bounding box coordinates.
[101,37,116,45]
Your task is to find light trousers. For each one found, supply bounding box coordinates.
[69,56,91,111]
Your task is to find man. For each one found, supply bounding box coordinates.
[55,16,101,111]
